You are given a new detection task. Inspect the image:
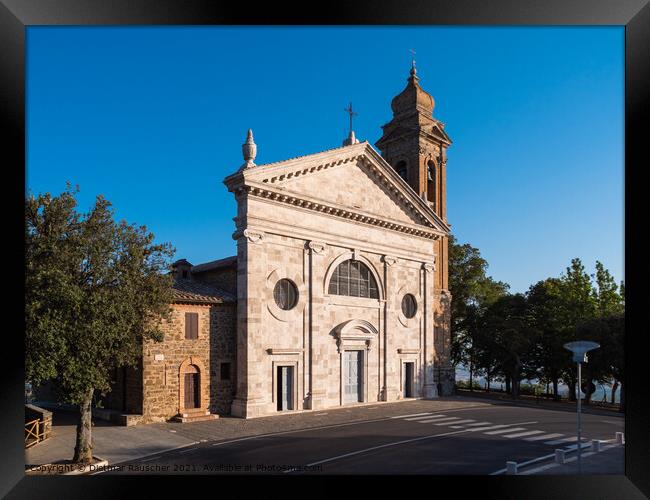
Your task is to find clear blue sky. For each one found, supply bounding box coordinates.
[26,26,624,293]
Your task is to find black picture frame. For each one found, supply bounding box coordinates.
[2,1,647,498]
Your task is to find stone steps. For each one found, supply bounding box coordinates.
[172,409,219,423]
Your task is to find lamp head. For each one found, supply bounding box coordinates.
[563,341,600,363]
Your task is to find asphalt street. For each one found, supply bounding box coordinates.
[99,402,624,475]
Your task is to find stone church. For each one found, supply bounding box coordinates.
[106,63,455,423]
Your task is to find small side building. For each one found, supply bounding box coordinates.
[104,260,237,424]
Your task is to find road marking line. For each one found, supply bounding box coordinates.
[393,413,433,419]
[523,433,564,442]
[545,436,578,445]
[502,430,545,439]
[179,448,198,454]
[403,414,447,422]
[484,427,526,435]
[292,428,472,471]
[601,420,624,425]
[434,419,476,426]
[466,424,512,432]
[463,421,492,427]
[287,419,542,474]
[466,421,538,433]
[418,417,461,424]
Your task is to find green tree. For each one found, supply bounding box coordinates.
[25,186,174,464]
[479,294,535,399]
[558,258,598,401]
[593,261,624,317]
[448,235,508,389]
[526,278,569,400]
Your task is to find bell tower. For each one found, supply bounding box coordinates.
[375,61,451,221]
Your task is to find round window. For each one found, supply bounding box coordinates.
[401,294,417,318]
[273,279,298,310]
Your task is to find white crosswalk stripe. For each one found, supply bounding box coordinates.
[393,413,433,419]
[419,417,462,424]
[403,414,444,421]
[463,421,492,427]
[502,430,545,439]
[484,427,526,435]
[523,433,564,442]
[544,436,582,445]
[434,419,475,426]
[467,424,513,432]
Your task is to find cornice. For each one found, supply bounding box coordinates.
[239,182,443,241]
[224,142,451,234]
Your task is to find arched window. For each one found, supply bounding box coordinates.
[395,161,408,182]
[328,260,379,299]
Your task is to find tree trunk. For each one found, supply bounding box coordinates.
[611,380,618,404]
[73,387,94,465]
[552,379,559,401]
[619,382,625,413]
[505,376,511,394]
[469,360,473,392]
[486,371,491,393]
[568,380,576,402]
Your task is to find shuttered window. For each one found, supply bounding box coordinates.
[185,312,198,339]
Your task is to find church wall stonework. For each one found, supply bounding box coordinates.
[226,142,449,417]
[140,302,235,423]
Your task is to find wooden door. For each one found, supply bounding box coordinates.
[184,373,199,409]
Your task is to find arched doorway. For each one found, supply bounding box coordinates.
[333,319,379,406]
[181,364,200,410]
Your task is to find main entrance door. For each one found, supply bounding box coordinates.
[344,350,363,404]
[277,366,294,411]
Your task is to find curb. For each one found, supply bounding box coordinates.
[63,456,109,475]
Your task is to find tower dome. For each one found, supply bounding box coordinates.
[390,65,435,117]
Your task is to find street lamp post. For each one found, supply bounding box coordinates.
[563,341,600,474]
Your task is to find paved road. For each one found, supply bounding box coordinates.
[99,401,624,475]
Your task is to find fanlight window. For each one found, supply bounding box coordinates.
[328,260,379,299]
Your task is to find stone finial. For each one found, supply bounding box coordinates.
[342,130,359,146]
[241,129,257,169]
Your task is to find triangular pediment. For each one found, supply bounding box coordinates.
[225,142,449,235]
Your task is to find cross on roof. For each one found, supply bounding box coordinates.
[344,102,358,134]
[409,48,416,70]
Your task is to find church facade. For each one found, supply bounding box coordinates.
[106,64,455,423]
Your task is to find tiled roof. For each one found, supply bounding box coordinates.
[191,256,237,273]
[171,278,236,304]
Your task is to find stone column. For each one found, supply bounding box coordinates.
[230,228,267,418]
[439,289,455,395]
[382,255,399,401]
[306,240,328,410]
[422,262,437,398]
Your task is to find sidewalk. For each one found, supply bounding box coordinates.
[455,389,623,417]
[25,397,491,470]
[520,443,624,475]
[25,409,196,471]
